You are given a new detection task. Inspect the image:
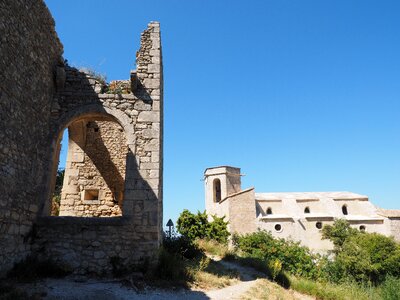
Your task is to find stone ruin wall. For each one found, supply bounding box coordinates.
[1,0,163,275]
[59,120,128,217]
[33,21,163,275]
[0,0,63,274]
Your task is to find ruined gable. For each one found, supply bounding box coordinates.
[0,0,163,275]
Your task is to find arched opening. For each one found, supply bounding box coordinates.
[342,205,348,215]
[266,207,273,215]
[49,115,128,217]
[213,178,221,203]
[304,207,310,214]
[359,225,366,232]
[316,221,323,229]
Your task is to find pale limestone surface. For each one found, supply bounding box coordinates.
[205,166,400,252]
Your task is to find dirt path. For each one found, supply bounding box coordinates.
[202,256,314,300]
[20,257,314,300]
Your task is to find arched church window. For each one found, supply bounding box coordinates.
[304,207,310,214]
[266,207,272,215]
[342,205,348,215]
[213,179,221,203]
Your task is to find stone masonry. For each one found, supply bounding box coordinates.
[0,0,163,275]
[59,120,128,217]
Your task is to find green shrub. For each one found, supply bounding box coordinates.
[322,220,400,284]
[176,209,230,243]
[334,233,400,284]
[163,234,202,259]
[381,276,400,300]
[322,219,359,253]
[233,230,318,279]
[155,247,191,281]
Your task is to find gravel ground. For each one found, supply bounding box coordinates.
[17,257,314,300]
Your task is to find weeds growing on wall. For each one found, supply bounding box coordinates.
[79,67,107,85]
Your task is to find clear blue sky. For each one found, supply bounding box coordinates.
[45,0,400,227]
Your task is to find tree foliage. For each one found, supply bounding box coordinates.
[321,218,358,253]
[322,219,400,284]
[176,209,230,243]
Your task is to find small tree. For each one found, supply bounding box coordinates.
[321,219,358,253]
[176,209,230,243]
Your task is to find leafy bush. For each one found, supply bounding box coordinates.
[176,209,230,243]
[155,247,191,282]
[322,220,400,284]
[381,276,400,300]
[233,230,318,279]
[163,234,202,259]
[333,233,400,283]
[321,218,358,253]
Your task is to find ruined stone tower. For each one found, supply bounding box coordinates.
[0,0,163,275]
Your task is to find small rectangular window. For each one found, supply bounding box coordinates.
[84,189,99,200]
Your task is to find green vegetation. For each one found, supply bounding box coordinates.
[149,209,237,289]
[172,209,400,298]
[51,169,64,216]
[321,219,400,284]
[227,219,400,300]
[177,209,230,243]
[232,230,318,279]
[79,67,107,85]
[153,235,239,289]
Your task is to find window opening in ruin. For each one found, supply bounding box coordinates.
[316,222,323,229]
[266,207,272,215]
[49,117,128,217]
[342,205,348,215]
[359,225,366,231]
[304,207,310,214]
[274,224,282,232]
[213,179,221,202]
[84,189,99,200]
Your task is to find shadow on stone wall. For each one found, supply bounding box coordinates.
[34,66,161,275]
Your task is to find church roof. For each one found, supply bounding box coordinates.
[255,191,368,201]
[377,208,400,218]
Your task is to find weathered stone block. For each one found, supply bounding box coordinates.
[138,111,160,123]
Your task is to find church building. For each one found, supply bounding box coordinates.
[205,166,400,252]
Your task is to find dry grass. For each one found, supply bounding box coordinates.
[188,257,240,290]
[196,239,230,258]
[241,278,300,300]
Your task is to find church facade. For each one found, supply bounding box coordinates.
[205,166,400,252]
